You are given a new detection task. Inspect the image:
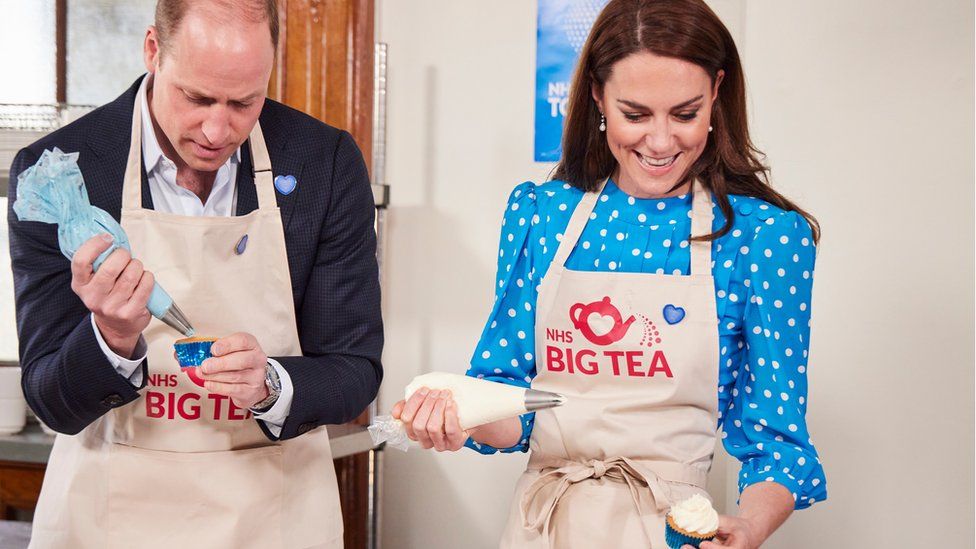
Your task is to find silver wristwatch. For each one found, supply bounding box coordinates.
[250,362,281,413]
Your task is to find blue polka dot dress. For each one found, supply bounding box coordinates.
[464,179,827,509]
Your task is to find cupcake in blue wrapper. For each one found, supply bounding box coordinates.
[665,493,719,548]
[174,337,217,368]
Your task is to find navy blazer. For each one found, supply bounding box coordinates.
[6,77,383,441]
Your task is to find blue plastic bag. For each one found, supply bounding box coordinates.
[13,147,176,320]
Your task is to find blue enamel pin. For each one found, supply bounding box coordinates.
[663,304,686,325]
[235,234,248,255]
[274,174,297,195]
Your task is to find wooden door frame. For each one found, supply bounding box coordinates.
[268,0,375,170]
[266,2,376,547]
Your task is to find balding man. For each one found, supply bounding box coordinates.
[7,1,382,547]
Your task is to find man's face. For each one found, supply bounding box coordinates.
[143,7,274,172]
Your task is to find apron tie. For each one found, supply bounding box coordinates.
[520,456,673,546]
[589,459,607,478]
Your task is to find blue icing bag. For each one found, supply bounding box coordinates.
[13,148,193,336]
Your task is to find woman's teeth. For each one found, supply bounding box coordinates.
[637,152,678,168]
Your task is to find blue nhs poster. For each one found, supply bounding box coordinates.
[535,0,608,162]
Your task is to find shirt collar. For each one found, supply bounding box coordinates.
[137,74,241,176]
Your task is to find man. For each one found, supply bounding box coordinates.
[7,1,382,547]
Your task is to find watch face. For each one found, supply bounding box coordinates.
[266,363,282,392]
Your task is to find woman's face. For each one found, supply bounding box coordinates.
[594,52,723,198]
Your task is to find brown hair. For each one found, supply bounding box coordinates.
[553,0,820,243]
[155,0,280,55]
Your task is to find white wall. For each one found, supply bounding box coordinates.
[376,4,544,547]
[376,1,974,548]
[740,1,975,547]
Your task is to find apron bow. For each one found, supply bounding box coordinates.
[520,456,672,545]
[588,459,608,478]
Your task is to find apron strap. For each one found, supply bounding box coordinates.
[121,79,275,212]
[121,92,145,211]
[520,455,708,547]
[689,180,715,277]
[550,178,715,276]
[550,179,608,271]
[247,118,278,212]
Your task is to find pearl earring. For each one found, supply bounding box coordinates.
[708,126,713,132]
[599,114,607,132]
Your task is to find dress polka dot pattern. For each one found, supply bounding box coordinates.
[464,179,827,509]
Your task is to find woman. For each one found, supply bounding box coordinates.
[393,0,826,547]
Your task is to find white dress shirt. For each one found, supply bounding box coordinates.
[91,75,293,437]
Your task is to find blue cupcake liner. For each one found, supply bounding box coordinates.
[665,517,714,549]
[174,338,216,368]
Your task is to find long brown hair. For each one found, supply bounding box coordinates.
[552,0,820,243]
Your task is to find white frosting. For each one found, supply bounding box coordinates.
[404,372,527,430]
[670,494,719,535]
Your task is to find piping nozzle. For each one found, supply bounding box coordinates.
[159,302,195,337]
[524,388,566,412]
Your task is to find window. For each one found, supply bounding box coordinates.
[0,1,57,105]
[1,1,155,362]
[67,0,156,105]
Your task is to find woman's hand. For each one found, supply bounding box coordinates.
[391,387,467,451]
[390,387,525,451]
[683,515,762,549]
[689,480,793,548]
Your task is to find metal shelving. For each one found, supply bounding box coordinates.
[367,41,390,549]
[0,103,95,197]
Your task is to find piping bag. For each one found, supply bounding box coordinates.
[369,372,566,451]
[12,148,195,337]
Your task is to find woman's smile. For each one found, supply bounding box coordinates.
[633,150,681,176]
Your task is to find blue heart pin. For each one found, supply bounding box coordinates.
[663,304,686,325]
[274,174,297,195]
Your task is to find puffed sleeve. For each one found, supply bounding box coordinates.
[720,208,827,509]
[464,182,540,454]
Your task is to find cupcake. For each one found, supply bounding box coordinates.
[665,493,719,548]
[174,337,218,368]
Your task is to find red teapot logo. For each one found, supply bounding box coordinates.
[569,296,636,346]
[183,367,207,389]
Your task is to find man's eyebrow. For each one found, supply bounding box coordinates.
[616,95,705,110]
[182,87,263,103]
[232,92,264,103]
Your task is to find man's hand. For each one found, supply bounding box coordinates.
[71,234,154,358]
[198,332,269,409]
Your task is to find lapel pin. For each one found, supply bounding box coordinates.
[663,304,686,325]
[235,234,248,255]
[274,174,297,195]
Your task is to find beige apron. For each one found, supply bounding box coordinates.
[499,180,720,549]
[30,101,343,549]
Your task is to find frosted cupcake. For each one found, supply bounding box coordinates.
[174,337,217,368]
[665,493,719,548]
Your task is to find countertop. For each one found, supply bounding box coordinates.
[0,520,30,549]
